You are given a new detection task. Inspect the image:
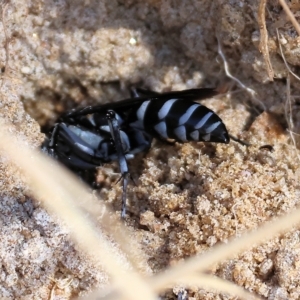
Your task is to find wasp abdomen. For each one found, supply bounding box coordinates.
[133,99,229,144]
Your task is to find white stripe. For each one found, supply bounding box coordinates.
[100,125,110,132]
[190,130,199,141]
[174,126,187,141]
[158,99,177,119]
[154,121,168,139]
[125,154,135,160]
[195,112,213,129]
[202,133,211,141]
[115,113,124,125]
[75,142,95,156]
[205,121,221,134]
[69,126,103,149]
[178,104,199,125]
[137,100,150,121]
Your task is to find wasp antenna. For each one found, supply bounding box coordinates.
[229,134,250,146]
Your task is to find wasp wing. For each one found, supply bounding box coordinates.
[62,88,218,120]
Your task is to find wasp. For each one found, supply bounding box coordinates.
[42,88,229,217]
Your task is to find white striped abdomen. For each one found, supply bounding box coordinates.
[131,99,229,144]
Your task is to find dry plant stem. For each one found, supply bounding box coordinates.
[279,0,300,36]
[276,28,300,162]
[285,75,293,132]
[258,0,274,81]
[178,275,261,300]
[0,123,156,300]
[90,274,261,300]
[284,76,300,161]
[217,36,266,110]
[0,125,259,300]
[0,125,262,300]
[276,29,300,81]
[149,208,300,293]
[1,1,10,78]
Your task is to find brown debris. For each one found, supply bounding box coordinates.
[248,111,287,144]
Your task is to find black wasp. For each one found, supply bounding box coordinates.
[42,88,229,217]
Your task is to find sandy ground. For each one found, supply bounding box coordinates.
[1,0,300,299]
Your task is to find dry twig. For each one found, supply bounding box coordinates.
[258,0,274,81]
[279,0,300,36]
[276,29,300,81]
[217,37,266,110]
[0,121,157,300]
[276,28,300,162]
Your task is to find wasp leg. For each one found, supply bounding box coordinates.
[106,110,130,218]
[48,123,60,148]
[41,123,60,158]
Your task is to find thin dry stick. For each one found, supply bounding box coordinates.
[0,123,156,300]
[279,0,300,36]
[149,204,300,293]
[285,74,294,131]
[2,1,11,76]
[283,75,300,160]
[89,274,261,300]
[276,29,300,81]
[258,0,274,81]
[177,275,261,300]
[284,76,300,162]
[4,123,259,300]
[276,28,300,162]
[217,37,266,110]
